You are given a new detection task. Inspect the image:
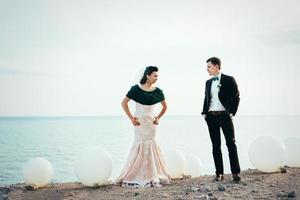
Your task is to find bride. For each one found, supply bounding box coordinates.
[115,66,171,188]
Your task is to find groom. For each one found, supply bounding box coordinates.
[202,57,241,182]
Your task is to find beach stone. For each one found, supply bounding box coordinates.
[194,195,208,200]
[0,194,9,200]
[191,186,200,192]
[25,185,36,191]
[199,185,212,192]
[134,192,140,196]
[177,195,184,200]
[218,184,226,191]
[207,192,213,197]
[277,191,288,197]
[162,193,169,198]
[280,167,287,173]
[0,187,10,195]
[288,191,296,198]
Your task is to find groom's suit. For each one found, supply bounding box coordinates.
[202,73,241,175]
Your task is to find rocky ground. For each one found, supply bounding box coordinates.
[1,167,299,200]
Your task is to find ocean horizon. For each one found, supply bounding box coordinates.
[0,115,299,186]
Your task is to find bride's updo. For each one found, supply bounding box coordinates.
[140,66,158,84]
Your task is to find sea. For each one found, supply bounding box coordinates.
[0,115,299,185]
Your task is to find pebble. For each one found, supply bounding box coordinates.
[194,195,208,200]
[280,167,287,173]
[218,184,226,191]
[162,193,169,198]
[207,192,213,197]
[277,191,296,198]
[0,194,9,200]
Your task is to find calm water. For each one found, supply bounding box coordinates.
[0,115,299,185]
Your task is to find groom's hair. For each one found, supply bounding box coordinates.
[140,66,158,84]
[206,57,221,69]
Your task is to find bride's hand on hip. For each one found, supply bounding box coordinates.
[131,117,140,126]
[153,117,159,125]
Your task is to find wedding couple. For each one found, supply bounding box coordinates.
[115,57,241,188]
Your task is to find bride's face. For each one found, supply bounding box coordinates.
[147,72,158,84]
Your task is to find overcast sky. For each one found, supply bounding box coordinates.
[0,0,299,116]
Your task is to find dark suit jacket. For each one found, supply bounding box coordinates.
[202,73,240,116]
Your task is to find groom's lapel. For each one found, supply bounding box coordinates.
[219,73,224,93]
[208,79,212,99]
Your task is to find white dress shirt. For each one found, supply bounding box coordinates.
[209,72,226,112]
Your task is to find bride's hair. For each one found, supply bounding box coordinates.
[140,66,158,84]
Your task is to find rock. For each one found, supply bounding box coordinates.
[209,196,218,200]
[194,195,208,200]
[0,187,10,195]
[134,192,140,196]
[207,192,213,197]
[241,181,247,186]
[277,192,288,197]
[218,184,226,191]
[25,185,36,191]
[0,194,8,200]
[177,195,184,200]
[280,167,287,173]
[162,193,169,198]
[288,191,296,198]
[0,194,9,200]
[191,187,200,192]
[199,185,212,192]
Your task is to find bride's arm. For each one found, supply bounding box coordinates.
[121,97,140,126]
[154,100,167,124]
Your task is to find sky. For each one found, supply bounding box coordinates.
[0,0,299,116]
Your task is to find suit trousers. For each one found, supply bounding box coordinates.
[205,113,241,175]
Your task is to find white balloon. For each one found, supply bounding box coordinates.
[284,137,300,167]
[23,157,54,187]
[248,136,285,173]
[74,147,112,186]
[184,154,205,178]
[163,149,186,178]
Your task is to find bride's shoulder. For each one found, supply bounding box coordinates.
[130,84,139,90]
[155,87,164,94]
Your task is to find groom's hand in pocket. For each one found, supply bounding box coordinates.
[131,117,140,126]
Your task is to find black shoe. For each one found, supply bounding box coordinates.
[214,174,224,181]
[232,174,241,182]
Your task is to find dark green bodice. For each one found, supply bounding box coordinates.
[126,84,165,105]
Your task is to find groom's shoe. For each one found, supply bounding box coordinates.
[214,174,224,181]
[232,174,241,182]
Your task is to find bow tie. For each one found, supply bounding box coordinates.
[212,76,219,81]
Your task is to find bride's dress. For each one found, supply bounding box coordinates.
[115,102,171,188]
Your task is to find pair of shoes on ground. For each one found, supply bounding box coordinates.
[214,174,241,182]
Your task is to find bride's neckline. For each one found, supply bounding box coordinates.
[137,84,157,92]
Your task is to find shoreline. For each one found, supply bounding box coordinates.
[1,167,299,200]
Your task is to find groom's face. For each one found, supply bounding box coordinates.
[207,61,219,76]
